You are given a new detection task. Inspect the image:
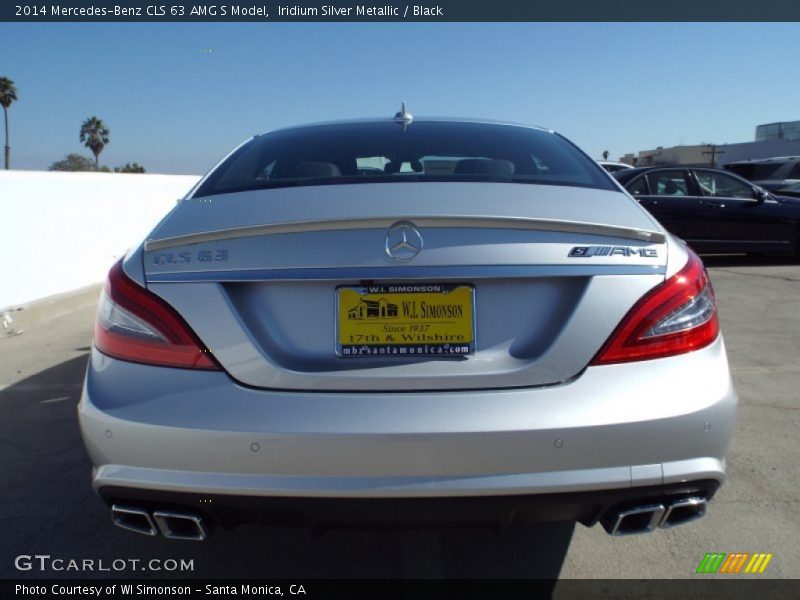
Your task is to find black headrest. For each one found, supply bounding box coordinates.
[453,159,515,176]
[383,160,423,174]
[295,162,341,178]
[383,161,401,174]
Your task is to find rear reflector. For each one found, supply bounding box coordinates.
[94,260,220,370]
[591,249,719,365]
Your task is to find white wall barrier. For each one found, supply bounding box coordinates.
[1,170,201,309]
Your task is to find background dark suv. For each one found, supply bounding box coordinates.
[724,157,800,194]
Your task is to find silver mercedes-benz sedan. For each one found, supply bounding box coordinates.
[78,113,736,541]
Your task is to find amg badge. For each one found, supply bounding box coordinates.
[569,246,658,258]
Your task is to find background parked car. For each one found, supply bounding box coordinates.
[613,166,800,256]
[777,182,800,199]
[723,156,800,194]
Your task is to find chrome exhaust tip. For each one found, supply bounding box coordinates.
[111,505,158,537]
[153,510,208,541]
[603,504,665,536]
[660,497,707,529]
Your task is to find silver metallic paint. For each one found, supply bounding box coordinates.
[80,337,735,497]
[147,273,663,391]
[144,183,664,250]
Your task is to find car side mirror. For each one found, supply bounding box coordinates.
[754,188,769,203]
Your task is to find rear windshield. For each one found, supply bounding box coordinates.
[194,121,614,197]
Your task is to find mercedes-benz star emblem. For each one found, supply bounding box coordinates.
[385,221,423,262]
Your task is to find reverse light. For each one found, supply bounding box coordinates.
[591,249,719,365]
[94,260,220,370]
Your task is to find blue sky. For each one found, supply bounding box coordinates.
[1,22,799,174]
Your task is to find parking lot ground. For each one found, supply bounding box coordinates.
[1,256,798,581]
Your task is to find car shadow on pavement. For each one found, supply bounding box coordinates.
[0,355,573,582]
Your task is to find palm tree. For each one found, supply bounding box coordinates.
[0,77,18,170]
[79,116,110,168]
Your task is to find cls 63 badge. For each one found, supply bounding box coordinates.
[569,246,658,258]
[152,250,229,265]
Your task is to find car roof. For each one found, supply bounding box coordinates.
[612,165,754,182]
[725,156,800,165]
[610,166,652,181]
[261,117,554,137]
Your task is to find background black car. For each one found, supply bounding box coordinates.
[613,166,800,256]
[778,182,800,199]
[723,157,800,194]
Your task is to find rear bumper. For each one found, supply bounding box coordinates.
[98,481,721,531]
[79,336,736,510]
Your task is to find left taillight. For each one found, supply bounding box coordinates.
[94,259,220,370]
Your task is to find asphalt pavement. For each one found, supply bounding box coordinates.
[1,256,798,582]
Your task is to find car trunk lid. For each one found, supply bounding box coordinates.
[142,182,668,391]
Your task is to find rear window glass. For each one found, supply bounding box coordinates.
[194,121,614,197]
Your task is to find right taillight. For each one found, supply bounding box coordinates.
[591,249,719,365]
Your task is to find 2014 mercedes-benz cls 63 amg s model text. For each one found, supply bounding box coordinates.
[79,111,737,540]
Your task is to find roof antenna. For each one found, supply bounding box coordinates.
[393,101,413,130]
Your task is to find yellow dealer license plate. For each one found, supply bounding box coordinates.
[336,284,475,357]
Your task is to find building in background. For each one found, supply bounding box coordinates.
[620,119,800,167]
[716,139,800,165]
[620,144,728,168]
[756,120,800,142]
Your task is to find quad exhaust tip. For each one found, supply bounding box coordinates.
[111,505,157,537]
[603,496,708,536]
[110,505,208,540]
[661,497,707,528]
[153,510,208,541]
[606,503,666,536]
